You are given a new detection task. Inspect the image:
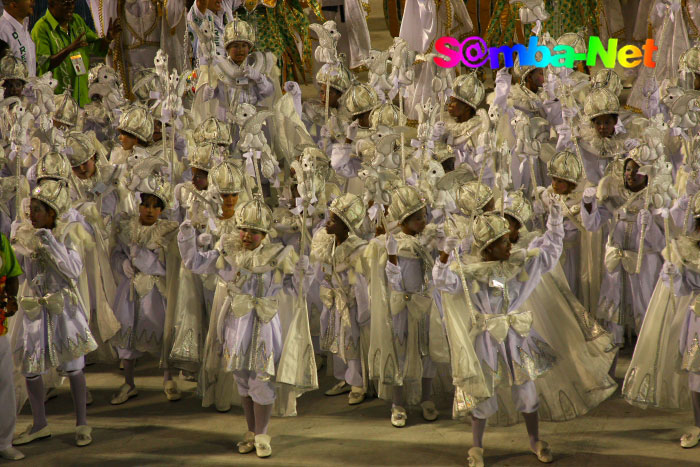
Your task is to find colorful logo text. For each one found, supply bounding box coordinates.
[434,36,657,70]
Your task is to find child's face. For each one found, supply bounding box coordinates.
[551,177,575,195]
[29,198,56,230]
[240,228,265,250]
[624,159,647,191]
[447,97,474,122]
[152,120,162,143]
[139,194,163,226]
[319,84,342,109]
[592,114,617,139]
[2,78,24,98]
[191,168,209,191]
[525,68,545,92]
[119,131,138,151]
[228,41,251,65]
[483,234,511,262]
[221,193,239,210]
[505,214,521,244]
[72,156,97,180]
[356,111,371,128]
[401,208,427,236]
[326,212,350,237]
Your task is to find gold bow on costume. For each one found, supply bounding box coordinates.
[473,310,533,343]
[132,273,166,298]
[20,292,65,320]
[389,291,433,318]
[604,246,638,274]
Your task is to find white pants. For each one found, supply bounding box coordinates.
[472,380,539,419]
[0,335,17,450]
[690,372,700,393]
[332,355,363,387]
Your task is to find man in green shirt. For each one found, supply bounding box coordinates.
[0,232,24,461]
[31,0,120,107]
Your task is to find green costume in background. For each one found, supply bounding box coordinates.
[242,0,325,82]
[484,0,600,46]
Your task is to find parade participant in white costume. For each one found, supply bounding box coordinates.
[11,180,97,447]
[434,204,564,466]
[582,144,666,374]
[172,160,244,397]
[300,62,352,150]
[399,0,472,119]
[625,191,700,449]
[313,193,371,405]
[372,185,441,427]
[433,73,494,187]
[179,198,313,457]
[320,0,371,70]
[330,82,379,183]
[193,17,275,124]
[110,104,154,167]
[0,0,36,77]
[109,173,182,405]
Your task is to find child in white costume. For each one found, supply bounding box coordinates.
[624,192,700,449]
[582,145,665,370]
[434,205,565,466]
[11,181,97,447]
[371,186,441,427]
[171,160,245,395]
[178,198,313,457]
[194,18,275,124]
[109,174,182,405]
[313,193,371,405]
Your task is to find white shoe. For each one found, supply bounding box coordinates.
[420,400,439,421]
[0,447,25,460]
[681,426,700,448]
[110,384,138,405]
[254,434,272,458]
[348,387,365,405]
[391,406,407,427]
[325,380,351,396]
[164,380,181,401]
[237,431,255,454]
[76,425,92,447]
[13,425,51,446]
[467,447,484,467]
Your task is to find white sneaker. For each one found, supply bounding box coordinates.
[391,406,407,427]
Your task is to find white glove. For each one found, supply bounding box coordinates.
[442,236,461,254]
[583,187,597,204]
[386,233,398,256]
[35,228,54,245]
[638,208,651,226]
[346,120,359,141]
[432,121,447,140]
[122,259,135,279]
[200,85,215,101]
[662,261,680,279]
[283,81,301,97]
[245,67,262,81]
[179,220,195,237]
[296,254,310,272]
[197,232,212,247]
[548,201,563,225]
